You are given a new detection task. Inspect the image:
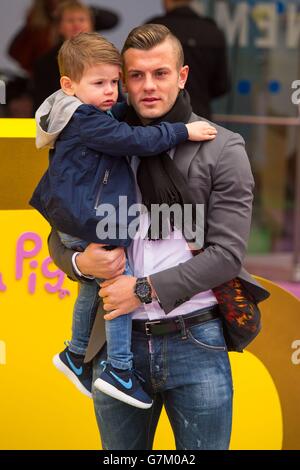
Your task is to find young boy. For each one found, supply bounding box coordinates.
[30,32,217,409]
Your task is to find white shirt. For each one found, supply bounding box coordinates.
[128,153,217,320]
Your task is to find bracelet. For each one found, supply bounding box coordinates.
[72,252,95,280]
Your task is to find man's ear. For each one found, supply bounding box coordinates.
[60,76,76,95]
[120,80,130,104]
[121,79,127,94]
[178,65,189,90]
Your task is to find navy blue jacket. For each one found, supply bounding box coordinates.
[30,101,188,245]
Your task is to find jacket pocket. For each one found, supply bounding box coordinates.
[94,168,110,210]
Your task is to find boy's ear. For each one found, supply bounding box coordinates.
[60,76,75,95]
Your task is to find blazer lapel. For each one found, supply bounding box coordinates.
[173,113,204,179]
[173,140,202,180]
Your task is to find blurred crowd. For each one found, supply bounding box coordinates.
[1,0,230,119]
[2,0,119,117]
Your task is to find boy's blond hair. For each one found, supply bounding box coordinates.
[58,32,122,82]
[122,24,184,70]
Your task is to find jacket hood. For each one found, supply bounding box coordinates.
[35,89,82,149]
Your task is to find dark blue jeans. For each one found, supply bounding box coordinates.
[92,317,233,450]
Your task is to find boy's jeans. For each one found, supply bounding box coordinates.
[58,232,133,370]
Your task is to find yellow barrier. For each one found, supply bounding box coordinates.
[0,119,47,210]
[246,277,300,450]
[0,120,299,449]
[0,119,35,138]
[1,210,299,450]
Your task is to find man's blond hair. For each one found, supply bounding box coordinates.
[58,32,122,82]
[121,24,184,70]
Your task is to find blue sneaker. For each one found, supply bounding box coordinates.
[94,362,153,409]
[53,346,92,398]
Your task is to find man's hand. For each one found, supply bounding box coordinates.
[76,244,126,279]
[99,275,141,320]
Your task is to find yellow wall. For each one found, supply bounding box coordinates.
[0,120,299,450]
[0,210,284,450]
[0,120,48,210]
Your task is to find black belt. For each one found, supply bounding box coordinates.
[132,305,219,337]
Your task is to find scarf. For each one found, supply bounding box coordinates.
[125,89,195,240]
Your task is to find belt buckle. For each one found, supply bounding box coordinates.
[174,315,188,339]
[145,320,163,336]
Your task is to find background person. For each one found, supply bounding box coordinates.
[8,0,119,77]
[32,0,93,111]
[146,0,230,119]
[7,0,119,115]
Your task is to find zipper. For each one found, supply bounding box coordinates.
[94,169,110,209]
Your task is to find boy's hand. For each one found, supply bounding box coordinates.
[186,121,217,141]
[76,244,126,279]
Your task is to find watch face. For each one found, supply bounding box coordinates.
[137,283,151,297]
[136,280,152,303]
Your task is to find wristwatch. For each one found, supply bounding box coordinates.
[134,277,153,304]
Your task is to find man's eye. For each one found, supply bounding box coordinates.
[96,82,103,85]
[156,71,167,77]
[130,73,141,79]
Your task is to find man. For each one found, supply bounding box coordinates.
[146,0,230,119]
[48,24,269,450]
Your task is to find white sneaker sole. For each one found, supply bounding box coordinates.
[94,378,152,409]
[53,354,92,399]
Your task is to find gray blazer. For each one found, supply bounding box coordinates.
[48,113,270,362]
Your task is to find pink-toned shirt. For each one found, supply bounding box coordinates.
[128,154,217,320]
